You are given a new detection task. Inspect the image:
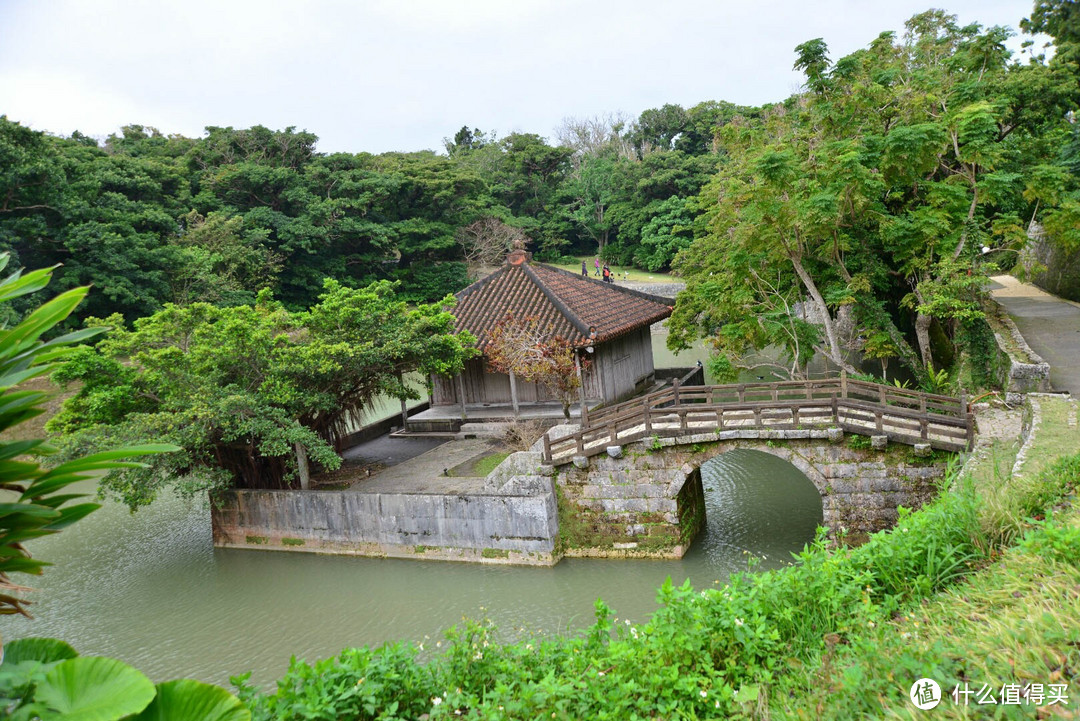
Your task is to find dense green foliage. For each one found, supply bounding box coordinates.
[233,451,1079,719]
[0,115,723,324]
[46,282,476,507]
[669,10,1080,381]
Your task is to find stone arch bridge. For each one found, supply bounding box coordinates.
[543,379,968,557]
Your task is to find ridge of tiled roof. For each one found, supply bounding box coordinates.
[451,259,672,350]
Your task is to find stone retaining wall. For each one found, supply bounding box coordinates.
[619,282,686,300]
[1020,222,1080,302]
[212,451,559,565]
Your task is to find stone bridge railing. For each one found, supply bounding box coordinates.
[543,377,973,464]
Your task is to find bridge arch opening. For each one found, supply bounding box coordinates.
[685,449,824,568]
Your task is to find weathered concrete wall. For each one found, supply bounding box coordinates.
[553,429,948,557]
[1020,222,1080,303]
[212,451,559,565]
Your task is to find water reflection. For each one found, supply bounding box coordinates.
[6,452,822,687]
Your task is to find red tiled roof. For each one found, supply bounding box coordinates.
[452,260,673,350]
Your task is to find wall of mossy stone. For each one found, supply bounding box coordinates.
[553,430,951,557]
[1021,222,1080,303]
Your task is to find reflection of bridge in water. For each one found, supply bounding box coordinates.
[543,376,973,465]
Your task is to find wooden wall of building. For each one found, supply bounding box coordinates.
[591,326,655,403]
[432,349,603,407]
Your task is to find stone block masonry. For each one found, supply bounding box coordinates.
[553,432,950,558]
[212,451,560,565]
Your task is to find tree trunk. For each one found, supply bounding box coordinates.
[915,311,935,370]
[789,254,857,373]
[294,442,310,491]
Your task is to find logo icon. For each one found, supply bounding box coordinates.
[910,678,942,710]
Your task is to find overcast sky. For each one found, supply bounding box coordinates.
[0,0,1046,155]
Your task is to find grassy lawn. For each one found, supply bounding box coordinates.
[773,503,1080,719]
[543,256,675,284]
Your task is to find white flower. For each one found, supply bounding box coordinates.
[598,670,605,676]
[734,618,744,627]
[432,697,443,706]
[700,690,708,698]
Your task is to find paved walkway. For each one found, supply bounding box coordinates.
[988,275,1080,395]
[348,437,500,495]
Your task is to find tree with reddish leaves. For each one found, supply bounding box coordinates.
[484,315,588,421]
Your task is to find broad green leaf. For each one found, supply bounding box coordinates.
[734,683,760,704]
[0,439,46,461]
[33,656,155,720]
[0,265,56,304]
[0,638,78,667]
[129,679,251,721]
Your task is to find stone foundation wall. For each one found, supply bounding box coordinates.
[553,430,949,557]
[212,454,559,565]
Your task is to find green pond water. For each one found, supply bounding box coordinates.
[5,449,822,688]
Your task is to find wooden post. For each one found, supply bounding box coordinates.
[792,407,800,428]
[920,418,929,440]
[673,378,681,407]
[574,353,587,424]
[294,442,310,491]
[840,369,848,398]
[508,370,520,417]
[644,397,652,435]
[961,391,973,449]
[457,373,467,422]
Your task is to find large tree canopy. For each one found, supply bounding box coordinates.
[669,9,1079,382]
[47,281,476,508]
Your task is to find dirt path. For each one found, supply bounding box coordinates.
[989,275,1080,394]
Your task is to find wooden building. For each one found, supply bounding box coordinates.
[428,249,673,419]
